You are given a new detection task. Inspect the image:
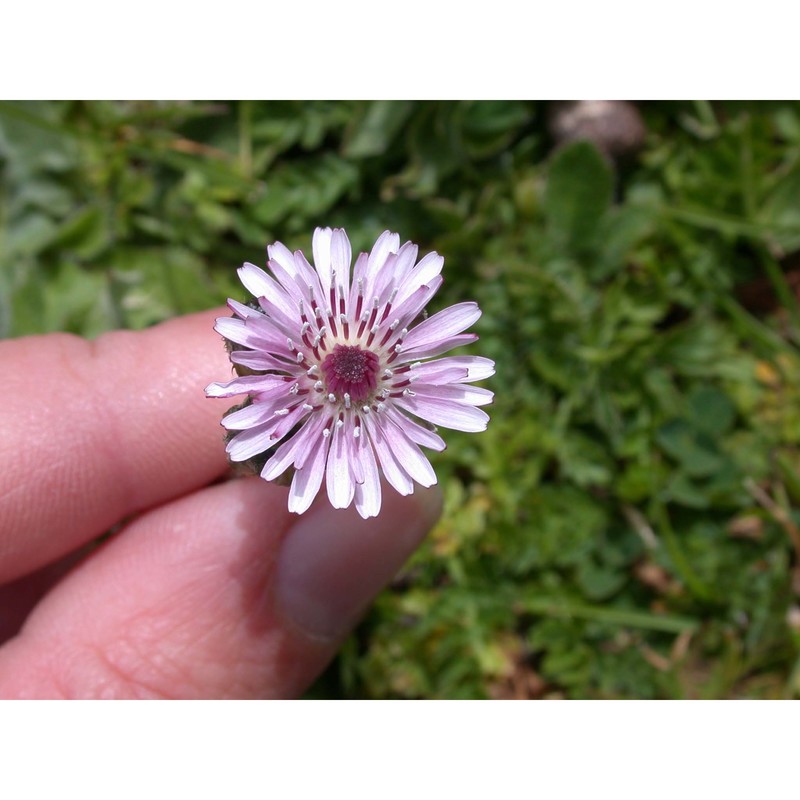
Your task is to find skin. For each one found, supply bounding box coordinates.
[0,309,441,699]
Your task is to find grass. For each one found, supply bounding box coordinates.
[3,100,800,698]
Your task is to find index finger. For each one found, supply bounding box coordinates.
[0,308,233,583]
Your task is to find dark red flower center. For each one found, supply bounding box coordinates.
[320,344,380,403]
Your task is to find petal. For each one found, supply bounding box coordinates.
[205,373,290,398]
[362,412,414,496]
[226,298,259,319]
[383,405,446,452]
[392,276,443,330]
[397,333,479,361]
[395,394,490,433]
[348,252,369,312]
[367,230,400,279]
[225,420,280,461]
[213,317,275,351]
[238,262,274,299]
[312,227,333,293]
[288,433,330,514]
[261,413,327,481]
[378,414,437,488]
[330,228,352,295]
[325,420,355,509]
[267,241,297,278]
[353,436,382,519]
[293,250,325,304]
[392,241,419,285]
[412,383,494,407]
[237,265,296,320]
[429,355,495,382]
[401,302,481,352]
[222,400,283,430]
[394,251,444,306]
[409,363,469,385]
[229,349,296,373]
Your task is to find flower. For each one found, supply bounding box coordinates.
[206,227,494,519]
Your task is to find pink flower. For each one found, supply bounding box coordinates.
[206,228,494,518]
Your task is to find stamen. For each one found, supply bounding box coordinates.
[344,392,351,409]
[274,408,290,416]
[328,393,337,403]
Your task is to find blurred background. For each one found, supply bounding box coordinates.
[2,100,800,698]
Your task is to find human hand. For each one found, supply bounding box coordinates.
[0,309,441,698]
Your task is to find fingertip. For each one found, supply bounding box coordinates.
[274,484,442,644]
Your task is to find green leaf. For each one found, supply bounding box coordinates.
[343,101,414,158]
[545,140,613,253]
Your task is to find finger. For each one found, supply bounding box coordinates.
[0,479,441,699]
[0,549,87,645]
[0,308,233,583]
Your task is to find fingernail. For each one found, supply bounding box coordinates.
[274,486,442,642]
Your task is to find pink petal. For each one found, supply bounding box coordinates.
[312,227,333,293]
[412,383,494,407]
[410,363,469,385]
[261,414,327,481]
[433,356,495,382]
[229,349,296,372]
[237,265,296,320]
[214,317,274,350]
[330,228,352,296]
[353,436,382,519]
[367,230,400,280]
[205,373,289,399]
[227,298,259,319]
[289,434,330,514]
[383,406,446,452]
[378,414,437,488]
[348,252,369,312]
[225,421,280,461]
[391,278,443,330]
[395,394,490,433]
[397,333,478,361]
[221,395,293,430]
[325,421,355,509]
[363,413,414,496]
[394,251,444,305]
[267,241,297,278]
[226,402,308,461]
[401,302,481,352]
[294,250,326,305]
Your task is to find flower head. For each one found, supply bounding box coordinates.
[206,227,494,519]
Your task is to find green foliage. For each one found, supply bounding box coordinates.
[4,100,800,698]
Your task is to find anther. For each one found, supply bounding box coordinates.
[307,365,319,377]
[274,408,290,416]
[328,393,337,403]
[344,392,351,409]
[314,380,324,392]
